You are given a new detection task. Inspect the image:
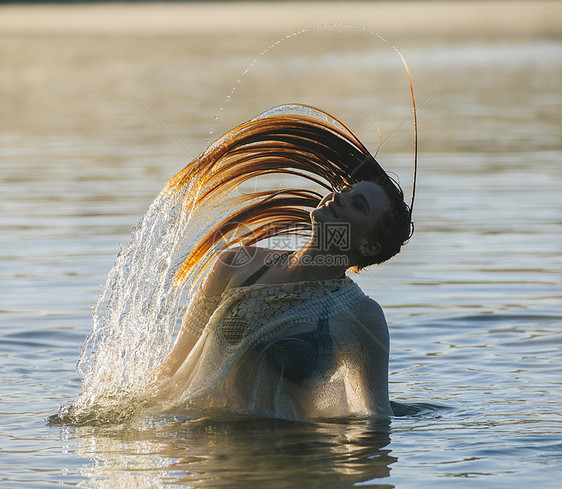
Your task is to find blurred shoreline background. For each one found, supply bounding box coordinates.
[2,0,560,158]
[0,1,560,41]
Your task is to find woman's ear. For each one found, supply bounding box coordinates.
[359,239,381,258]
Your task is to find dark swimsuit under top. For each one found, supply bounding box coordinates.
[240,252,336,385]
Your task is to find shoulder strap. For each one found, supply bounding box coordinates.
[238,251,292,288]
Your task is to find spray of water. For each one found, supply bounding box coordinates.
[70,185,192,422]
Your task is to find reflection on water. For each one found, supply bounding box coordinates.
[71,416,395,488]
[1,3,561,488]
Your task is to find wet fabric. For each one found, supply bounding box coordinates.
[152,277,389,420]
[237,251,336,385]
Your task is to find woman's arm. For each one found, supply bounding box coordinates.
[154,247,268,380]
[153,251,238,380]
[346,297,393,416]
[152,285,220,380]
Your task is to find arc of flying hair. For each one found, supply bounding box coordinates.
[338,24,417,216]
[164,25,418,287]
[168,107,413,288]
[396,40,418,217]
[233,22,418,215]
[167,114,365,285]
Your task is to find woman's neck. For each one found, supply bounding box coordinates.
[281,239,350,283]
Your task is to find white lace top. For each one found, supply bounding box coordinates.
[152,277,391,420]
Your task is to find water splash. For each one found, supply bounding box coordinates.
[64,133,294,423]
[68,182,200,423]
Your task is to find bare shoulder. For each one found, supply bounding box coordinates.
[201,246,275,297]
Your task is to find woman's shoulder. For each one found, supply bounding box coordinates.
[357,296,389,340]
[358,296,386,321]
[332,295,388,351]
[201,246,283,297]
[337,294,388,333]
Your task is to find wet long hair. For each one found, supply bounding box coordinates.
[167,105,414,283]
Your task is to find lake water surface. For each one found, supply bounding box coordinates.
[1,4,561,488]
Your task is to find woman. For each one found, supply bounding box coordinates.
[73,104,414,423]
[148,105,414,420]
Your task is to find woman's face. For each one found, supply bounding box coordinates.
[311,181,390,251]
